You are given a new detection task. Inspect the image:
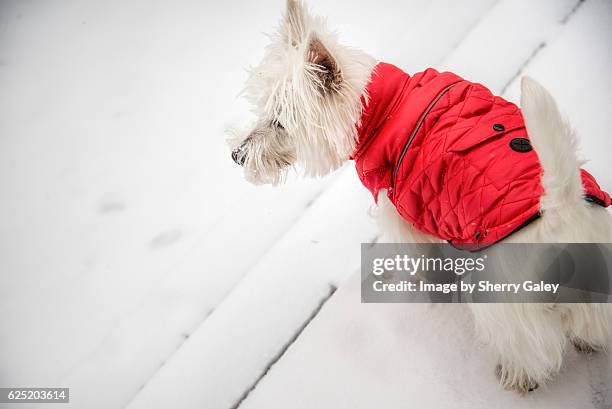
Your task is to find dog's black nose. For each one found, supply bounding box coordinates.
[231,145,246,166]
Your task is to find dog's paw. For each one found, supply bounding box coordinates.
[495,364,539,395]
[572,338,600,355]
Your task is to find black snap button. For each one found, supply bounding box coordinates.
[509,138,532,153]
[493,123,505,132]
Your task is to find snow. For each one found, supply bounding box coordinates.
[0,0,333,406]
[238,272,611,409]
[441,0,577,93]
[0,0,610,408]
[503,0,612,188]
[127,168,377,409]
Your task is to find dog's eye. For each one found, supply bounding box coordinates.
[272,120,285,131]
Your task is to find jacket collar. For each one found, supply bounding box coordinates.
[351,62,411,160]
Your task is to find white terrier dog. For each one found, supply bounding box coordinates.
[229,0,612,394]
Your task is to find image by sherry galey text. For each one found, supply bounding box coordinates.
[372,277,559,295]
[361,243,612,303]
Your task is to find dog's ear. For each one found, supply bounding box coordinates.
[285,0,306,45]
[307,34,342,92]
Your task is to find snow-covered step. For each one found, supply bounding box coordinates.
[312,0,498,73]
[125,168,378,409]
[441,0,580,94]
[51,175,335,409]
[238,270,611,409]
[502,0,612,188]
[0,0,334,407]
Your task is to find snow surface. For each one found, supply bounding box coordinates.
[239,272,612,409]
[0,0,610,408]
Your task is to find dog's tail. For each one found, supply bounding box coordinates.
[520,76,584,213]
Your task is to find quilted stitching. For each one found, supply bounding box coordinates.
[354,63,610,249]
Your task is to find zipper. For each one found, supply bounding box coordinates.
[392,82,460,190]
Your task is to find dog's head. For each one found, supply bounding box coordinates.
[229,0,375,185]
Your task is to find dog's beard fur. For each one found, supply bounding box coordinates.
[227,123,296,185]
[231,0,612,395]
[228,0,375,185]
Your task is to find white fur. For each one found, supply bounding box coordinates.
[232,0,375,183]
[466,78,612,393]
[234,0,612,394]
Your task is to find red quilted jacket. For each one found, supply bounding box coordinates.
[352,63,610,250]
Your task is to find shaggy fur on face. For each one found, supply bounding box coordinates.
[230,0,375,184]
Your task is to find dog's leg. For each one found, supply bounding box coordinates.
[375,190,566,392]
[470,303,566,394]
[563,303,612,354]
